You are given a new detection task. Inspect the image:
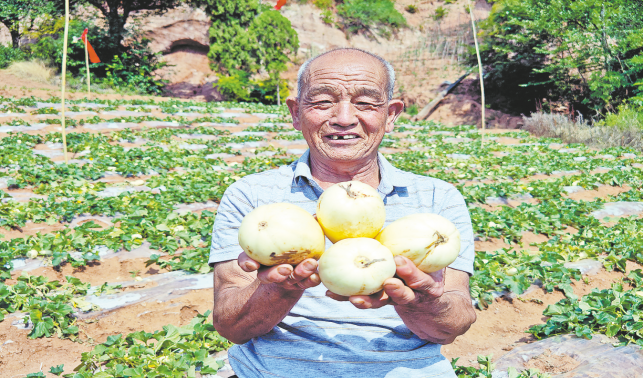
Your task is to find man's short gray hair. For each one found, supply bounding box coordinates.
[297,48,396,101]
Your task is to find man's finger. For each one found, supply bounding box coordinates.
[257,264,293,285]
[394,256,445,297]
[326,291,350,301]
[383,278,416,305]
[285,258,318,285]
[238,252,261,272]
[349,291,391,309]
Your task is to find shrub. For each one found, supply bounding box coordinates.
[406,103,419,116]
[336,0,407,39]
[474,0,643,117]
[433,6,447,20]
[27,17,166,95]
[0,44,26,69]
[217,70,289,105]
[313,0,333,9]
[200,0,298,76]
[5,61,54,84]
[598,105,643,131]
[522,112,643,150]
[405,5,418,14]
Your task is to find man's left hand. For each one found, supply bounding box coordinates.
[326,255,446,309]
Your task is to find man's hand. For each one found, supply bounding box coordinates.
[325,255,445,309]
[238,252,321,291]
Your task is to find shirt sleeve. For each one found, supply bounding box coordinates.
[209,179,256,266]
[438,186,475,275]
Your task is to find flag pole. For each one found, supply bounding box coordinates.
[468,1,486,133]
[61,0,70,164]
[85,31,91,95]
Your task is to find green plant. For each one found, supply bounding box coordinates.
[433,5,448,20]
[406,103,419,116]
[0,0,75,48]
[336,0,407,39]
[321,9,334,24]
[0,44,26,68]
[218,69,290,105]
[452,355,550,377]
[198,0,298,76]
[528,279,643,347]
[70,311,232,377]
[313,0,333,9]
[405,4,418,14]
[599,105,643,130]
[474,0,643,116]
[101,50,167,96]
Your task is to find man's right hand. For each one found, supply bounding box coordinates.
[238,252,321,291]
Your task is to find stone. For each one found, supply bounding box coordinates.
[447,153,472,160]
[573,156,587,162]
[622,153,637,159]
[558,148,579,153]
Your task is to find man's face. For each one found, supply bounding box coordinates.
[287,52,403,165]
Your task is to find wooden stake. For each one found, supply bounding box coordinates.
[61,0,70,164]
[85,31,91,95]
[469,1,486,132]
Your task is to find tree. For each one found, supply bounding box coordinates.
[196,0,298,75]
[0,0,76,48]
[83,0,184,55]
[475,0,643,116]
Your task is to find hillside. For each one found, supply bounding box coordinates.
[134,0,521,127]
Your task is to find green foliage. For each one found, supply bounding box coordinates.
[313,0,333,9]
[336,0,407,39]
[406,103,419,116]
[0,44,26,68]
[475,0,643,116]
[102,51,167,96]
[217,70,290,105]
[598,105,643,130]
[0,0,74,47]
[70,311,232,377]
[0,272,92,340]
[199,0,298,76]
[528,279,643,347]
[26,15,167,95]
[433,5,448,20]
[405,4,418,14]
[452,355,551,377]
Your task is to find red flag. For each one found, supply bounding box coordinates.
[275,0,287,10]
[81,29,101,64]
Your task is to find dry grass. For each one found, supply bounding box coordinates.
[523,112,643,151]
[5,60,54,84]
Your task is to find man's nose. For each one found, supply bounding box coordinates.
[331,101,358,127]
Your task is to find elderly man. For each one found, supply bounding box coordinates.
[209,48,476,378]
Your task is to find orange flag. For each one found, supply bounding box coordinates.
[275,0,287,10]
[81,29,101,64]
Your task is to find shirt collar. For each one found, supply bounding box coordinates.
[293,149,411,195]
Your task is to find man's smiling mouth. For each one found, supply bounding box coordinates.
[328,135,359,140]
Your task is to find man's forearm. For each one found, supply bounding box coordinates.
[213,278,303,344]
[395,290,476,344]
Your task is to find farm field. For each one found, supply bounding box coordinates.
[0,86,642,377]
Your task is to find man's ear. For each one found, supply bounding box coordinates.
[385,99,405,133]
[286,97,301,131]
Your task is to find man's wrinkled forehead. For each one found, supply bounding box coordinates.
[303,52,388,98]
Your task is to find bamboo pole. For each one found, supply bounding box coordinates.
[60,0,70,164]
[85,32,91,95]
[469,1,486,132]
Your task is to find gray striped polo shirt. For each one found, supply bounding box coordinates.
[209,150,474,378]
